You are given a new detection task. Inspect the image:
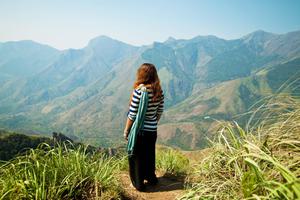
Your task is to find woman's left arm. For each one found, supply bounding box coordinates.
[123,118,134,140]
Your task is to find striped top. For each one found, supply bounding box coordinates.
[127,86,164,132]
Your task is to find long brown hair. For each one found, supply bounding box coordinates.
[132,63,162,101]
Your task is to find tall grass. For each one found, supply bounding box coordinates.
[156,147,190,176]
[181,95,300,200]
[0,142,123,200]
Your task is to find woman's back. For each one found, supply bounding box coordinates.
[127,86,164,132]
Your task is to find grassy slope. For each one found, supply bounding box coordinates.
[0,135,190,199]
[0,144,123,200]
[180,94,300,199]
[159,58,300,150]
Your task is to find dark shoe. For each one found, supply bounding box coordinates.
[146,176,158,185]
[130,178,146,191]
[135,184,146,191]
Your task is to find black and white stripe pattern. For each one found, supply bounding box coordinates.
[127,87,164,132]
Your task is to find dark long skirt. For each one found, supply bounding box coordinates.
[128,130,157,191]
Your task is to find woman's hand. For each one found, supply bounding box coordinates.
[157,114,161,123]
[123,129,129,140]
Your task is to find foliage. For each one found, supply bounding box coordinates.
[0,130,52,161]
[181,95,300,199]
[0,143,123,200]
[156,147,190,176]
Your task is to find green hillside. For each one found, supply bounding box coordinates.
[0,30,300,149]
[160,57,300,149]
[0,129,52,160]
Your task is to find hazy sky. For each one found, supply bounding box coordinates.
[0,0,299,50]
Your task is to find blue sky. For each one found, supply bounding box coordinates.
[0,0,299,49]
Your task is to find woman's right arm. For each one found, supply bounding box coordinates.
[157,91,164,122]
[124,89,141,139]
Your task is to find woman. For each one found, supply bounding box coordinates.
[123,63,164,191]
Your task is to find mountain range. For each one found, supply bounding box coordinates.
[0,30,300,149]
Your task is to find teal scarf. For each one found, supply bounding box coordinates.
[127,86,149,156]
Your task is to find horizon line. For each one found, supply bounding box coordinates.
[1,28,299,51]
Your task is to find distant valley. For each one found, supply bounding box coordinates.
[0,30,300,149]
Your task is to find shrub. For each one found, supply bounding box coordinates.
[0,143,122,200]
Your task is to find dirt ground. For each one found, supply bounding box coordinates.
[120,171,185,200]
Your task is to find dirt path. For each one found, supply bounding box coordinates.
[120,171,185,200]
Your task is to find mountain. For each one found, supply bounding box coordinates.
[0,40,60,78]
[0,30,299,149]
[159,57,300,149]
